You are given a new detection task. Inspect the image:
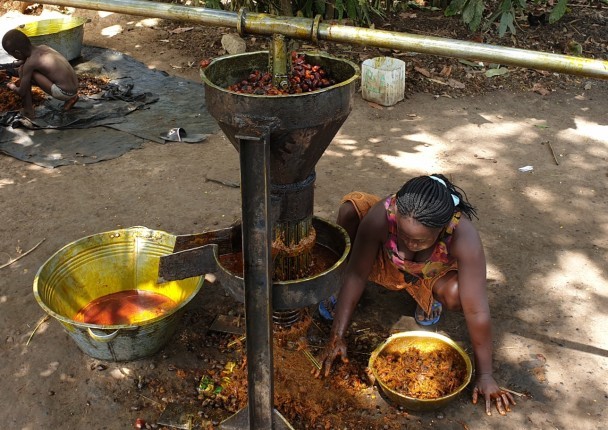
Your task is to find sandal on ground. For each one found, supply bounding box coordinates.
[415,300,442,326]
[160,127,208,143]
[318,295,337,321]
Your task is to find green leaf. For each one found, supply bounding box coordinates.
[302,0,313,17]
[335,0,345,20]
[315,0,326,15]
[445,0,468,17]
[462,0,476,24]
[346,0,358,20]
[459,59,484,67]
[549,0,568,24]
[359,0,375,25]
[498,11,515,37]
[469,0,485,31]
[485,67,509,77]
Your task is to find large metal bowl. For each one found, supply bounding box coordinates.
[33,227,204,362]
[16,17,86,61]
[369,331,473,411]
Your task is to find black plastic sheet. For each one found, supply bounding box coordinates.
[0,45,219,168]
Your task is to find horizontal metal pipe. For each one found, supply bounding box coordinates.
[318,24,608,79]
[35,0,608,80]
[36,0,239,28]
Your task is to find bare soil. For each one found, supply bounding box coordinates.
[1,3,607,430]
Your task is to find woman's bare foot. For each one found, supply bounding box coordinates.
[63,94,78,111]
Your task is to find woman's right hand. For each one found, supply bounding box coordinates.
[312,334,349,378]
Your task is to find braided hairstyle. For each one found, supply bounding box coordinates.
[395,174,478,228]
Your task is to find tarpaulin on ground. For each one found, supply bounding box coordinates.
[0,45,219,168]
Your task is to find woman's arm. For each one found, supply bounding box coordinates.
[315,202,388,377]
[452,219,492,374]
[452,218,515,415]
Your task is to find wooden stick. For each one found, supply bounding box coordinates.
[500,386,527,398]
[569,3,607,8]
[303,349,321,370]
[310,318,325,335]
[0,238,45,270]
[227,335,246,348]
[547,141,560,165]
[204,176,240,188]
[26,314,50,345]
[139,394,163,406]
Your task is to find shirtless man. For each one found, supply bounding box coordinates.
[2,29,78,118]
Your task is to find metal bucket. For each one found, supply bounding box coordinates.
[33,227,204,362]
[16,17,87,61]
[369,331,473,411]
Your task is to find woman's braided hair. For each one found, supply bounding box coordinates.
[395,174,478,228]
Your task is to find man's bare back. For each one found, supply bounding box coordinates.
[29,45,79,94]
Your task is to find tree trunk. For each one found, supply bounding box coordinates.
[325,1,335,20]
[280,0,293,16]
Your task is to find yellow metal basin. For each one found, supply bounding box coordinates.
[16,17,86,61]
[369,331,473,411]
[33,227,204,362]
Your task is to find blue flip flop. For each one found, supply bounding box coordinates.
[318,295,337,321]
[415,301,442,326]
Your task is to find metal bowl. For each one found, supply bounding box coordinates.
[369,331,473,411]
[16,17,86,61]
[33,227,204,362]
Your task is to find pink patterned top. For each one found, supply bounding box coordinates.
[383,194,461,282]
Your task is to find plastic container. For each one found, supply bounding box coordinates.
[361,57,406,106]
[33,227,204,362]
[16,17,87,61]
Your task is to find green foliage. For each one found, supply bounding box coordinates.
[446,0,573,37]
[445,0,485,31]
[202,0,223,9]
[329,0,381,25]
[498,8,515,37]
[197,0,381,25]
[548,0,568,24]
[192,0,577,35]
[485,0,521,37]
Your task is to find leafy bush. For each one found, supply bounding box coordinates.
[445,0,485,31]
[198,0,382,24]
[446,0,572,36]
[174,0,576,36]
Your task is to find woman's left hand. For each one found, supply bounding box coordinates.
[472,373,516,416]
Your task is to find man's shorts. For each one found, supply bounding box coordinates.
[50,84,76,101]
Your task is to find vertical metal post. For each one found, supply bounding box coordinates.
[219,130,293,430]
[238,133,274,428]
[269,34,289,91]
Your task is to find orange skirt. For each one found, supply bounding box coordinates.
[341,191,457,315]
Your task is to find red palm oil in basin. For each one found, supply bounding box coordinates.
[73,290,178,325]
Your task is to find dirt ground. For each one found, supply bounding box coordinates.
[1,3,608,430]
